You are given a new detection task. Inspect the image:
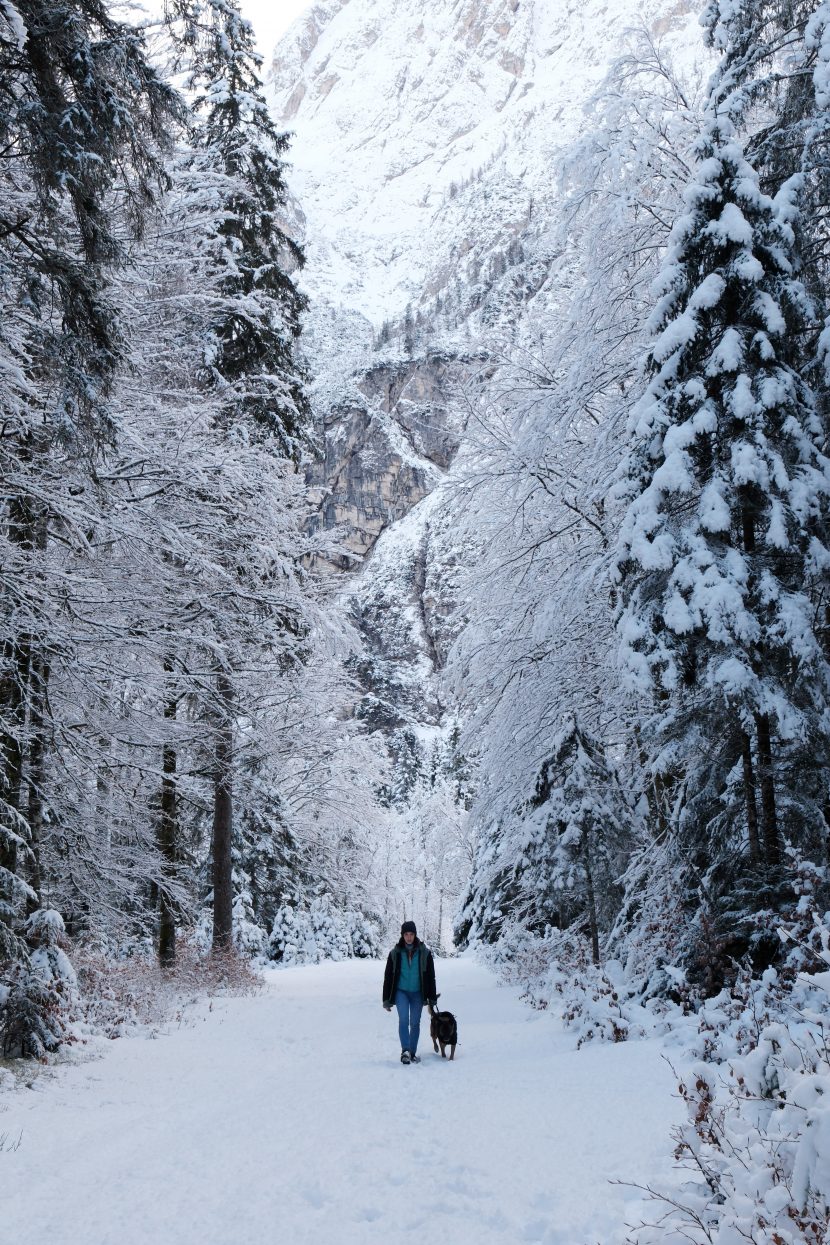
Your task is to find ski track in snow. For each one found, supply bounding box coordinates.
[0,958,683,1244]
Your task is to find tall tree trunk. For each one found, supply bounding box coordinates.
[0,639,26,878]
[95,727,113,861]
[740,499,779,867]
[755,712,780,867]
[582,834,600,967]
[212,672,234,953]
[158,662,178,968]
[26,651,50,908]
[2,490,47,884]
[739,728,761,866]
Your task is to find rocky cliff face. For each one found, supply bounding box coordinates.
[306,351,486,565]
[271,0,700,569]
[270,0,542,324]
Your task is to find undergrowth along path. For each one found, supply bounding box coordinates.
[0,957,682,1244]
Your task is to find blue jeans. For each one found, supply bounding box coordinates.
[395,988,423,1054]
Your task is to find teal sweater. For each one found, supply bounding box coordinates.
[398,946,420,993]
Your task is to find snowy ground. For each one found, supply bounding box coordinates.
[0,957,684,1245]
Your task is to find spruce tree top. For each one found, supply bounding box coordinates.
[188,0,310,459]
[615,112,830,732]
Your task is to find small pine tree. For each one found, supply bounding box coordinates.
[1,909,76,1059]
[234,779,309,937]
[510,715,633,964]
[458,715,633,963]
[402,303,416,356]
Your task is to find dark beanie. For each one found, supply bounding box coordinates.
[401,920,417,936]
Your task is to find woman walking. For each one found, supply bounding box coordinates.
[382,921,437,1064]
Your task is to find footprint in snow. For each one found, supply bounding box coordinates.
[301,1185,328,1209]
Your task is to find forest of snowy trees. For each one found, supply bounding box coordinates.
[454,0,830,1001]
[6,0,830,1236]
[438,5,830,1229]
[0,0,404,1057]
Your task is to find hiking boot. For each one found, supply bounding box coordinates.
[400,1051,411,1064]
[409,1052,421,1063]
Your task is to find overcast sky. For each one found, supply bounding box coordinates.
[240,0,312,59]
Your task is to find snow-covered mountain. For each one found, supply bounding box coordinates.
[270,0,700,332]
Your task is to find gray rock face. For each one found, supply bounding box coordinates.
[357,353,473,471]
[307,351,483,566]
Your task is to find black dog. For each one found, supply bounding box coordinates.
[429,995,458,1060]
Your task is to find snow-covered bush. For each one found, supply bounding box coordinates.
[556,961,647,1048]
[349,911,384,959]
[75,948,177,1038]
[268,892,382,965]
[627,918,830,1244]
[0,910,77,1059]
[189,886,270,961]
[482,925,649,1045]
[482,924,568,995]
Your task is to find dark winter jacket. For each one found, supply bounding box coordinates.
[382,938,437,1007]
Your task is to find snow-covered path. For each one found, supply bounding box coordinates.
[1,958,682,1245]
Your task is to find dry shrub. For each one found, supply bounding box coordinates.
[74,942,260,1040]
[168,943,261,997]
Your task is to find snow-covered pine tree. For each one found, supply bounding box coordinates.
[162,0,313,955]
[1,909,78,1058]
[234,781,308,938]
[701,0,830,192]
[458,715,633,964]
[701,0,830,376]
[615,111,830,971]
[187,0,310,458]
[518,714,633,965]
